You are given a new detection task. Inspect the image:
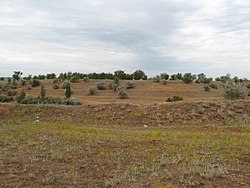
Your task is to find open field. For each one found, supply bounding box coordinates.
[1,79,249,105]
[0,119,249,187]
[0,102,250,187]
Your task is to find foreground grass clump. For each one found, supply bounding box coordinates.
[0,120,248,187]
[17,96,81,105]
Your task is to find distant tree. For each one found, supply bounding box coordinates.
[65,85,72,98]
[114,70,126,80]
[176,73,183,80]
[7,78,11,84]
[40,85,46,99]
[46,73,56,79]
[12,71,22,81]
[182,73,194,84]
[0,77,4,81]
[133,70,147,80]
[170,74,178,80]
[160,73,169,80]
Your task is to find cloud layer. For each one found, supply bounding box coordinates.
[0,0,249,78]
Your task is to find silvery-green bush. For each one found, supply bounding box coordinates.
[88,87,96,95]
[96,82,106,90]
[223,80,247,100]
[118,88,128,99]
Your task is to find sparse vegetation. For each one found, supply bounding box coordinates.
[166,96,183,102]
[18,96,81,105]
[65,85,72,98]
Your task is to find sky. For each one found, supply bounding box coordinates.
[0,0,250,78]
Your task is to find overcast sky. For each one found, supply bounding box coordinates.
[0,0,250,78]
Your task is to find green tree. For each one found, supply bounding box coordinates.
[65,85,72,98]
[182,73,194,84]
[160,73,169,80]
[113,76,120,85]
[12,71,22,81]
[133,70,147,80]
[40,85,46,99]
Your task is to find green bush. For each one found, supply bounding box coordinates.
[166,96,183,102]
[83,77,89,83]
[7,90,17,96]
[209,83,218,89]
[53,79,59,85]
[204,84,211,92]
[70,76,79,83]
[223,80,247,100]
[118,89,128,99]
[0,95,14,102]
[115,85,125,92]
[62,80,71,89]
[53,83,59,89]
[18,96,81,105]
[30,79,40,87]
[125,81,135,89]
[16,89,26,103]
[88,87,96,95]
[96,82,106,90]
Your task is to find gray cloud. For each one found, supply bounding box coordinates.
[0,0,249,78]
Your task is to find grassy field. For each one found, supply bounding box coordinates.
[2,79,249,105]
[0,120,249,187]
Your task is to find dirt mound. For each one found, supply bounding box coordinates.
[1,101,249,126]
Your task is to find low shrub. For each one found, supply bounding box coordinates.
[16,89,26,103]
[62,80,71,89]
[209,82,218,89]
[18,96,81,105]
[70,76,79,83]
[53,79,59,85]
[115,85,125,92]
[0,95,14,102]
[166,96,183,102]
[118,89,128,99]
[83,77,89,83]
[30,79,40,87]
[7,90,17,96]
[204,85,211,92]
[247,84,250,89]
[96,82,106,90]
[223,80,247,100]
[125,81,135,89]
[88,87,96,95]
[53,83,59,89]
